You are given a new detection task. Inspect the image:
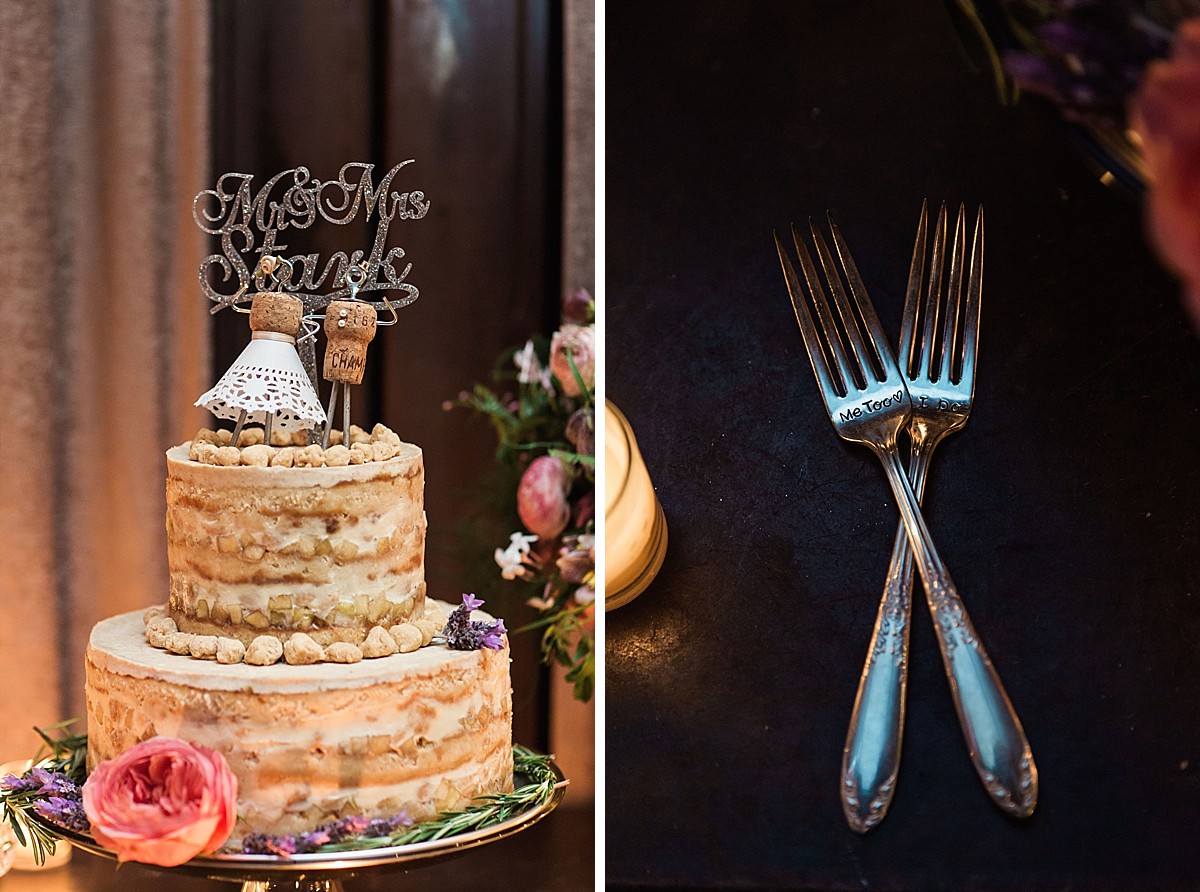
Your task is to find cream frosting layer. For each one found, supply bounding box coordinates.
[86,608,513,841]
[165,443,427,645]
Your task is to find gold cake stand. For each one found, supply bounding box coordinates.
[26,759,566,892]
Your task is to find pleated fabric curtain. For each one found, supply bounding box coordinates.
[0,0,211,758]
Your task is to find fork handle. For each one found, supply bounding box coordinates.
[875,447,1038,818]
[841,439,934,833]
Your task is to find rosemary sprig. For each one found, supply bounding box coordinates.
[313,745,562,852]
[1,722,89,866]
[33,719,88,782]
[3,792,63,867]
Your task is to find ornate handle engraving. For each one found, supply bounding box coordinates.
[841,437,934,833]
[874,447,1038,818]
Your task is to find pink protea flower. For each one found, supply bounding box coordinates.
[1131,20,1200,326]
[82,737,238,867]
[549,324,595,397]
[517,455,572,539]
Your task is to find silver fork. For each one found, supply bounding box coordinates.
[840,202,990,832]
[775,215,1037,822]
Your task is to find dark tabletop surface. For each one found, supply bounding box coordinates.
[604,2,1200,890]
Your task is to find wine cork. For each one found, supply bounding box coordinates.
[323,300,377,385]
[249,292,304,337]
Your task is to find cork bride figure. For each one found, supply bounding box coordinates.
[195,255,326,444]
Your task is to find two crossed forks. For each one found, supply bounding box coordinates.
[775,203,1037,832]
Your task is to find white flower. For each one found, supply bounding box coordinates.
[525,582,557,611]
[513,340,554,393]
[494,531,539,581]
[574,583,596,605]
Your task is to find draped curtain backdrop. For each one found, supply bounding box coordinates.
[0,0,210,759]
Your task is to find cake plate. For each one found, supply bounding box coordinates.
[26,758,566,892]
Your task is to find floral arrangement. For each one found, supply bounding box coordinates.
[956,1,1200,323]
[1130,20,1200,324]
[450,288,596,701]
[2,725,560,866]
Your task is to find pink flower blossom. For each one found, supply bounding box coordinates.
[517,455,572,539]
[549,324,595,397]
[1131,20,1200,326]
[82,737,238,867]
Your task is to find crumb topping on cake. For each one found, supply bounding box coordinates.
[141,603,448,665]
[188,422,405,467]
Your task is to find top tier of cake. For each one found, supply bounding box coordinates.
[165,438,426,647]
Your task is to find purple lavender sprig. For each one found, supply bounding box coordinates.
[32,796,89,833]
[2,762,90,866]
[1,767,82,799]
[242,812,413,856]
[442,593,507,651]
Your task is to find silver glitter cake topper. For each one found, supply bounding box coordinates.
[193,161,429,315]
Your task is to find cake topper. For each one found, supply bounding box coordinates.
[193,162,429,441]
[195,255,327,444]
[192,161,428,315]
[308,262,399,447]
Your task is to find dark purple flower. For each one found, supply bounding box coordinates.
[562,287,593,324]
[1,767,81,798]
[442,594,506,650]
[33,796,90,832]
[1,771,39,794]
[477,618,508,651]
[242,832,298,856]
[365,813,413,836]
[297,828,332,849]
[566,407,594,456]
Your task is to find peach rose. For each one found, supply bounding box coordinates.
[517,455,572,539]
[1131,20,1200,325]
[549,324,595,397]
[82,737,238,867]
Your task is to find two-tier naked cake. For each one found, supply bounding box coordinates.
[83,425,514,841]
[81,164,512,847]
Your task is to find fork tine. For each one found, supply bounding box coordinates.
[939,203,969,384]
[774,230,845,400]
[898,200,929,381]
[824,214,898,383]
[807,220,876,387]
[918,202,949,382]
[958,207,984,388]
[792,222,859,391]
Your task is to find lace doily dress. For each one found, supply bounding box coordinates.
[196,331,326,431]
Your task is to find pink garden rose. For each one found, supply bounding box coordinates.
[517,455,572,539]
[549,324,595,397]
[1131,20,1200,326]
[82,737,238,867]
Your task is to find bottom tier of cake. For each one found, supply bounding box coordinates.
[85,607,513,843]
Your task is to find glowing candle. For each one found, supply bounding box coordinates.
[604,401,668,610]
[0,760,72,870]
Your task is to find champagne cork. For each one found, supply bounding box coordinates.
[323,299,377,385]
[249,291,304,337]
